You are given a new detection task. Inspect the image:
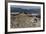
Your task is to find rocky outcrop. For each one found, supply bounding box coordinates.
[11,13,40,28]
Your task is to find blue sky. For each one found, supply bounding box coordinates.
[11,5,40,9]
[11,5,40,14]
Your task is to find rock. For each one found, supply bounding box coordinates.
[11,13,40,28]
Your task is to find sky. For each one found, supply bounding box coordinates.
[11,5,40,9]
[11,5,40,14]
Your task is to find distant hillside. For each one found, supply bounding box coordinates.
[11,7,40,14]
